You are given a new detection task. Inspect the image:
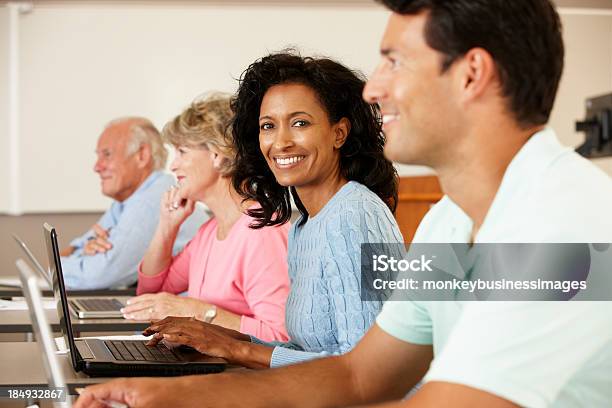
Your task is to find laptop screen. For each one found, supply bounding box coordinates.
[17,259,67,390]
[13,234,52,286]
[43,223,80,370]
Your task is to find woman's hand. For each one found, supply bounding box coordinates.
[121,293,209,321]
[159,185,196,233]
[142,316,271,368]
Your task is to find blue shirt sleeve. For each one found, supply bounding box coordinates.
[67,208,116,254]
[268,196,403,368]
[60,199,160,289]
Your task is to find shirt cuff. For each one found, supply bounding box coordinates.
[270,346,328,368]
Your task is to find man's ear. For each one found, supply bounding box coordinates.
[457,48,497,103]
[136,143,153,169]
[333,117,351,149]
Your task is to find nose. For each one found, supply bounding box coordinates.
[272,125,295,151]
[94,156,104,173]
[363,62,388,104]
[170,155,180,173]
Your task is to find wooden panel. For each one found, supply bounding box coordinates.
[395,176,443,243]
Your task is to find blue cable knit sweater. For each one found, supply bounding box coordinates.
[252,181,404,367]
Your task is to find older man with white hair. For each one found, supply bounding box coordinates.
[60,117,207,290]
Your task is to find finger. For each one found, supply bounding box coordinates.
[148,315,192,330]
[88,240,108,254]
[160,337,185,350]
[172,185,190,209]
[122,300,157,319]
[145,332,164,347]
[121,301,153,315]
[168,187,180,211]
[162,333,193,347]
[92,224,109,239]
[83,245,95,256]
[123,307,158,321]
[73,381,129,408]
[95,236,113,250]
[126,293,159,305]
[162,190,172,208]
[142,316,176,333]
[165,186,176,209]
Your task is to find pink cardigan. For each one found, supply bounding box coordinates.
[137,213,290,342]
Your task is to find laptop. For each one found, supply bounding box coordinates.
[40,224,125,319]
[17,258,72,408]
[42,224,227,377]
[13,234,53,287]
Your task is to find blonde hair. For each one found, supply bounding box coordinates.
[106,117,168,170]
[162,92,235,176]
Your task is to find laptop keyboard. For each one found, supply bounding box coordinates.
[78,298,123,311]
[105,340,180,362]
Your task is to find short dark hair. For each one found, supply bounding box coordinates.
[377,0,564,127]
[231,51,398,228]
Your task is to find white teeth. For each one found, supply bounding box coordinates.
[382,114,399,124]
[274,156,305,166]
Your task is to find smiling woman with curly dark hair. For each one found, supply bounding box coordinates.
[231,51,398,227]
[143,51,403,370]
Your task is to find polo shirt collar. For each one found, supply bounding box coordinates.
[476,128,569,242]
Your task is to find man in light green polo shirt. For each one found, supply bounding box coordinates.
[74,1,612,407]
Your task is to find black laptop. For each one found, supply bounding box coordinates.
[43,222,227,377]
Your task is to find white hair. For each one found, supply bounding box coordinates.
[106,117,167,170]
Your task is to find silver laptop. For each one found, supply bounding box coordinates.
[13,234,52,287]
[17,259,71,408]
[20,226,125,319]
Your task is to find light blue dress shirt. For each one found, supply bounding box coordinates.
[61,171,208,289]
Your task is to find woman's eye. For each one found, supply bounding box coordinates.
[260,123,274,130]
[292,120,309,127]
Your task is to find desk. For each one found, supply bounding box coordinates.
[0,284,137,298]
[0,309,149,334]
[0,342,108,396]
[0,342,237,401]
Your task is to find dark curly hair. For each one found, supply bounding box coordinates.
[231,51,398,228]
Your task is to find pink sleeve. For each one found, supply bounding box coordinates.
[136,229,200,295]
[238,223,291,342]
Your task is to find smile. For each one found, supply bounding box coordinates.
[273,155,306,168]
[382,114,399,125]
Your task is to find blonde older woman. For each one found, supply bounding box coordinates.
[121,93,290,342]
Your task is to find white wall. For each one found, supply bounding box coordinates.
[1,2,611,213]
[12,2,395,212]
